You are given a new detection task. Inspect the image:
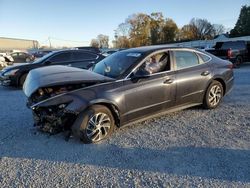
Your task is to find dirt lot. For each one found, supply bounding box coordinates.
[0,64,249,187]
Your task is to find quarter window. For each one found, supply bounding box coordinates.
[174,51,199,70]
[198,53,211,63]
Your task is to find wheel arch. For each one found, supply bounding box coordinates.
[88,100,121,127]
[212,77,226,96]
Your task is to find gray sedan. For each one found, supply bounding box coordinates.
[23,45,234,143]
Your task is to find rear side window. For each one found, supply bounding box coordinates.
[49,52,71,63]
[174,51,199,70]
[72,51,98,61]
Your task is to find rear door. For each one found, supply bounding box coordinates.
[172,50,212,105]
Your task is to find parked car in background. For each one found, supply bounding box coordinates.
[0,49,105,87]
[23,46,234,143]
[76,46,101,54]
[206,41,250,67]
[101,48,127,57]
[32,50,53,59]
[101,50,118,57]
[0,53,14,70]
[10,52,35,63]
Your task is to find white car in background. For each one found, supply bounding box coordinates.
[0,54,14,69]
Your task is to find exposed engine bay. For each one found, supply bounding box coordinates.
[29,83,94,136]
[30,83,89,104]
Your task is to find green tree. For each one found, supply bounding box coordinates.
[230,5,250,37]
[161,18,178,43]
[128,13,151,47]
[178,24,196,40]
[149,12,165,45]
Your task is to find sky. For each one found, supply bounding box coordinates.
[0,0,249,47]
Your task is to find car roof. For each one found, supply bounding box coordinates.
[121,45,198,54]
[52,49,99,54]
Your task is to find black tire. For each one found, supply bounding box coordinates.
[203,80,224,109]
[19,73,27,87]
[72,105,115,144]
[234,56,243,68]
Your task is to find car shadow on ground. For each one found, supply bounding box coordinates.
[0,135,249,183]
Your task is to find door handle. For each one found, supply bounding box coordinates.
[201,71,210,76]
[164,78,173,84]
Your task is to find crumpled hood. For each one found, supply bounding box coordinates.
[23,65,115,97]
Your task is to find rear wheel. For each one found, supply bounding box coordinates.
[73,105,115,144]
[203,81,224,109]
[234,56,243,68]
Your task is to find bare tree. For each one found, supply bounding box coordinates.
[213,24,225,36]
[90,39,99,48]
[97,34,109,48]
[189,18,215,40]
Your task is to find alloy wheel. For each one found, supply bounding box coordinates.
[86,112,111,142]
[208,85,222,107]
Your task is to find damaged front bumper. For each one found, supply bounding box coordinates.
[31,103,77,134]
[27,92,89,135]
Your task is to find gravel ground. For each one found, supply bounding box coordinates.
[0,63,250,187]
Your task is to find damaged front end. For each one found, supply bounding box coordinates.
[32,102,76,134]
[28,83,93,135]
[23,65,115,136]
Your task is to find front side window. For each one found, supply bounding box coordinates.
[174,51,199,70]
[134,52,170,75]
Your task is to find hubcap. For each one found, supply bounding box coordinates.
[208,85,222,106]
[86,113,111,142]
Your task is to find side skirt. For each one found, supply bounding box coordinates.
[120,103,202,128]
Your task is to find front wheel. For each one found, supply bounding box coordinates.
[19,73,27,87]
[73,105,115,144]
[203,81,224,109]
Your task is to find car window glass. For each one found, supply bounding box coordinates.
[93,51,142,79]
[135,52,170,75]
[49,52,71,63]
[72,51,97,61]
[11,53,18,57]
[197,53,210,63]
[221,42,245,50]
[174,51,199,70]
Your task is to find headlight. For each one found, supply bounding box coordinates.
[3,69,19,76]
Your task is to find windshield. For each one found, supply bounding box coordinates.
[92,51,142,79]
[32,51,55,64]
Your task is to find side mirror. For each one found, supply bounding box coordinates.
[131,69,150,82]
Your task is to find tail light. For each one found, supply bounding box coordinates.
[227,48,233,58]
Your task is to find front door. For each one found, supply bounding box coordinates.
[122,51,176,123]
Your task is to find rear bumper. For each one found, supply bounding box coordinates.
[225,76,234,95]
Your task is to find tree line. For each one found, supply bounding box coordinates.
[91,5,250,48]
